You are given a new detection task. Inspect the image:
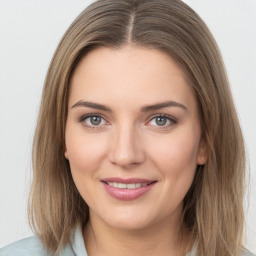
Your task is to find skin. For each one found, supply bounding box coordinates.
[65,45,207,256]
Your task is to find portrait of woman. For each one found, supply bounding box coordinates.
[0,0,255,255]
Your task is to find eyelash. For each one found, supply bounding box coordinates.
[78,113,177,129]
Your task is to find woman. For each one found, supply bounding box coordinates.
[0,0,254,255]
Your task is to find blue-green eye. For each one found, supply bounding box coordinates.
[89,116,102,126]
[155,116,168,126]
[80,115,107,127]
[148,115,177,127]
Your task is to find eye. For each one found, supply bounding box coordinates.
[147,114,177,128]
[79,114,108,128]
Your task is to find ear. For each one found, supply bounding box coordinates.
[197,138,208,165]
[64,145,69,160]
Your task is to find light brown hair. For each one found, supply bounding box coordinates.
[28,0,245,255]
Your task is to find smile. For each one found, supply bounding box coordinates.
[105,182,149,189]
[101,178,157,201]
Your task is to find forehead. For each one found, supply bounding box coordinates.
[69,46,197,112]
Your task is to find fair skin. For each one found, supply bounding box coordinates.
[65,45,207,256]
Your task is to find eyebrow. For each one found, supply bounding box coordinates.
[141,101,188,112]
[71,100,112,112]
[71,100,187,112]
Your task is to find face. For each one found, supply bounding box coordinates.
[65,46,207,231]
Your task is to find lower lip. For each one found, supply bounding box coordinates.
[102,182,156,201]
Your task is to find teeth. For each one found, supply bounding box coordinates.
[107,182,149,189]
[135,183,141,188]
[119,183,126,189]
[127,184,135,189]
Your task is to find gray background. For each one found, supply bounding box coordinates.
[0,0,255,252]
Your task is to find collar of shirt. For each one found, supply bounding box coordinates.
[68,224,196,256]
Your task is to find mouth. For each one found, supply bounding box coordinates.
[102,181,155,189]
[101,177,157,201]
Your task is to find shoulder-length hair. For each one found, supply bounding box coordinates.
[28,0,245,255]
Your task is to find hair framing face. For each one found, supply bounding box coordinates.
[29,1,245,255]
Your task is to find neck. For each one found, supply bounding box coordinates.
[83,211,192,256]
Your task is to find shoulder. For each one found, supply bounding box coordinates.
[242,248,256,256]
[0,224,86,256]
[0,236,51,256]
[0,235,78,256]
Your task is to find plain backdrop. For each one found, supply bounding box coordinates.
[0,0,255,252]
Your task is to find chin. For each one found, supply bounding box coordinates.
[107,217,152,231]
[96,206,159,231]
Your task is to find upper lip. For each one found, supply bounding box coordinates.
[101,177,156,184]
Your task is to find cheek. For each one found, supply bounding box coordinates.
[65,127,108,177]
[65,128,109,205]
[151,136,199,170]
[139,128,200,219]
[147,127,200,184]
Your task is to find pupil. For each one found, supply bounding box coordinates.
[90,116,101,125]
[156,117,167,126]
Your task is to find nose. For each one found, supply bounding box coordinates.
[108,124,145,169]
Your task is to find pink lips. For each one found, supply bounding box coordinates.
[101,177,156,201]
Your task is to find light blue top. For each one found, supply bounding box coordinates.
[0,225,87,256]
[0,225,254,256]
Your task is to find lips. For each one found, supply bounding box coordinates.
[101,177,157,201]
[105,182,149,189]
